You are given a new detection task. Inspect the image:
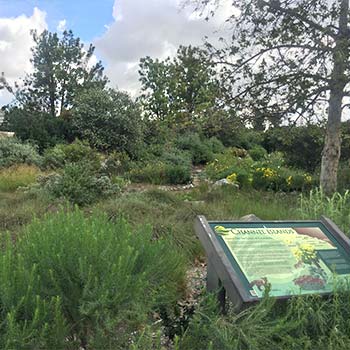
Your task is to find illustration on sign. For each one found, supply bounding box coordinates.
[213,225,350,298]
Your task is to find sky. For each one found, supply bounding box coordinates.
[0,0,232,107]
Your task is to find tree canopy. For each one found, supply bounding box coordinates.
[18,30,108,117]
[139,45,223,131]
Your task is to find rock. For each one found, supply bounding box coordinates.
[214,178,239,187]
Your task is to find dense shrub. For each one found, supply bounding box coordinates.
[161,148,192,167]
[0,209,185,349]
[0,138,42,168]
[249,145,267,161]
[0,165,41,192]
[72,88,144,157]
[337,161,350,191]
[206,121,264,150]
[43,140,100,170]
[233,129,265,150]
[128,161,191,185]
[252,166,314,192]
[263,126,324,172]
[206,149,314,192]
[176,133,224,165]
[43,162,118,205]
[102,151,131,176]
[206,136,225,154]
[3,107,73,151]
[205,148,253,181]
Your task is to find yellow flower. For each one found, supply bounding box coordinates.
[262,167,276,178]
[226,172,237,183]
[304,174,312,183]
[287,176,293,186]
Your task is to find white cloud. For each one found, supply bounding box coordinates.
[57,19,67,33]
[0,7,47,106]
[94,0,233,95]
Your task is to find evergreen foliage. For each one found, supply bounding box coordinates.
[0,209,185,349]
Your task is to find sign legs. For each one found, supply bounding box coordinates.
[207,259,226,314]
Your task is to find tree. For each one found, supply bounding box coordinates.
[191,0,350,194]
[0,72,14,95]
[72,88,144,157]
[139,56,172,121]
[17,30,107,117]
[139,45,222,131]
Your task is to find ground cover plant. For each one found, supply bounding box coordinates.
[0,138,42,168]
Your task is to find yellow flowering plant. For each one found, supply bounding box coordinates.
[226,172,238,183]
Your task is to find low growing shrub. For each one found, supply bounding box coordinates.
[252,166,314,192]
[102,151,131,176]
[0,209,186,349]
[205,149,254,181]
[128,161,191,185]
[249,145,267,161]
[161,148,192,167]
[0,138,42,168]
[44,162,119,206]
[43,140,100,170]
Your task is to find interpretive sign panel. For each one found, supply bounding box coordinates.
[195,215,350,310]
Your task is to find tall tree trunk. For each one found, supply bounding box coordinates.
[49,75,56,118]
[320,91,343,194]
[320,0,349,195]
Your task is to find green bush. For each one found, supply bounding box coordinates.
[3,107,73,151]
[43,140,100,170]
[102,151,131,176]
[206,137,225,154]
[128,161,191,185]
[249,145,267,161]
[176,133,223,165]
[72,88,144,157]
[337,162,350,191]
[252,166,279,191]
[252,166,314,192]
[161,148,192,167]
[236,169,251,188]
[0,138,42,168]
[205,149,254,181]
[44,162,118,205]
[254,151,285,169]
[263,126,324,172]
[0,209,185,349]
[206,147,313,192]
